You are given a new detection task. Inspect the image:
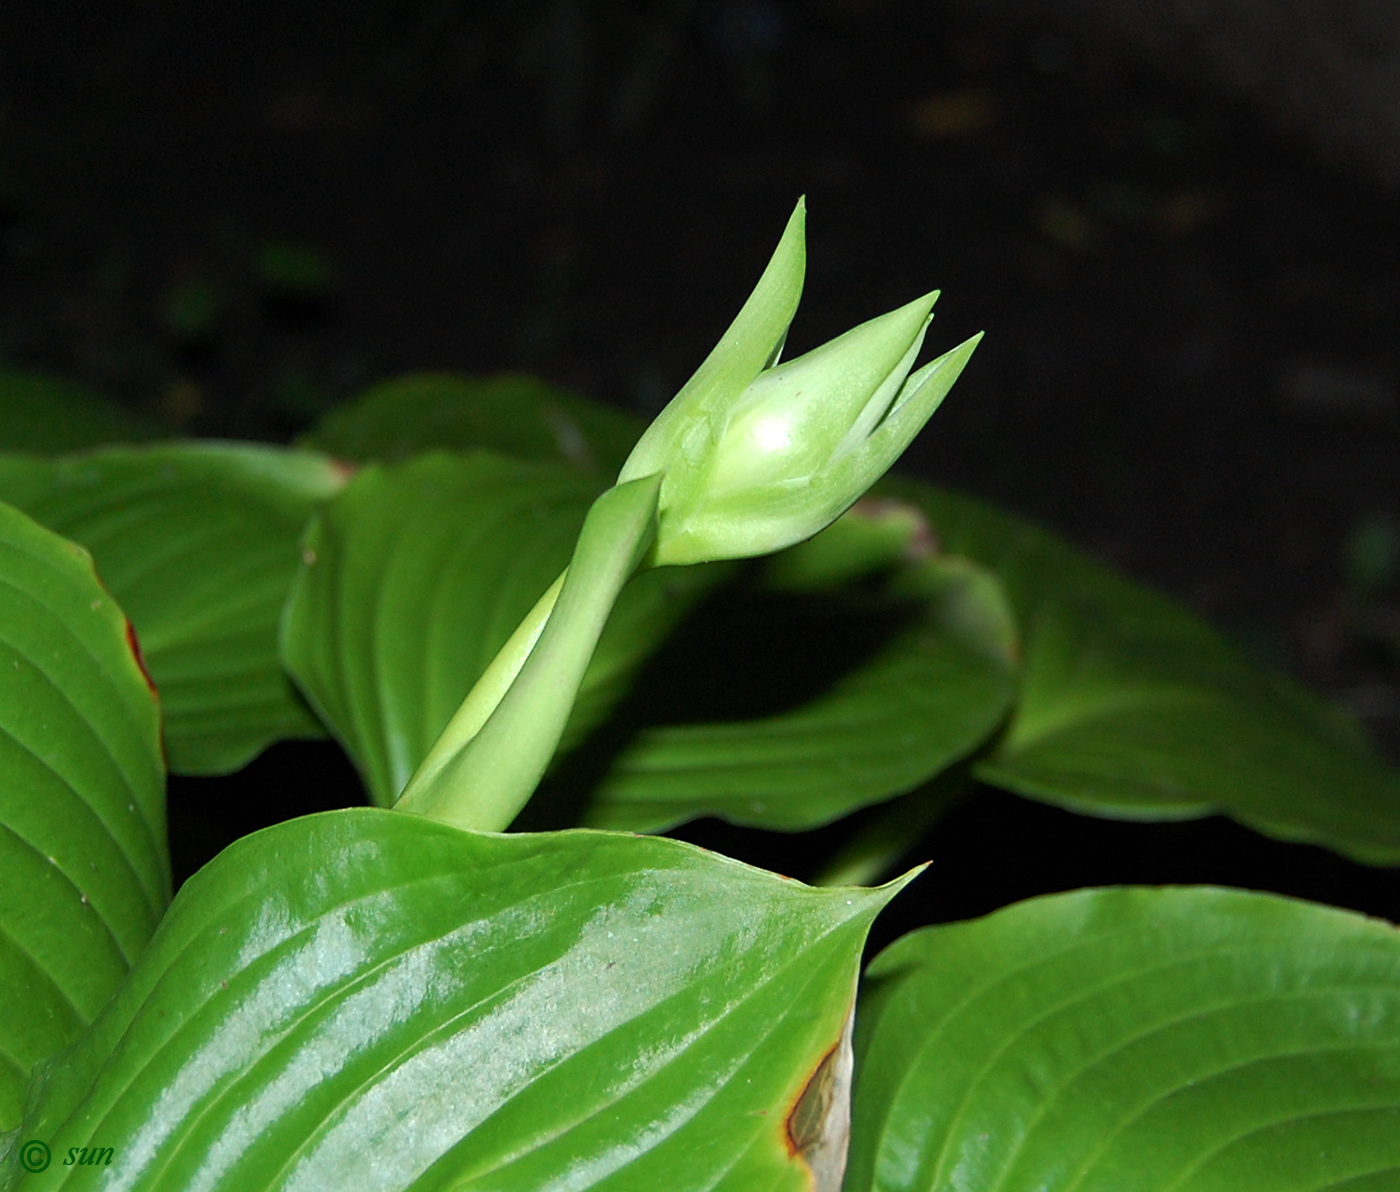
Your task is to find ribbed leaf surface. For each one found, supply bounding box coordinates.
[585,555,1017,832]
[0,502,165,1130]
[883,478,1400,863]
[0,444,348,774]
[12,811,896,1191]
[849,886,1400,1192]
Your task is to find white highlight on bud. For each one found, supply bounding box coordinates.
[619,201,981,567]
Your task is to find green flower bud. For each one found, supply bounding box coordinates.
[619,200,981,567]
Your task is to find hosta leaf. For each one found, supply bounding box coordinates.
[848,886,1400,1192]
[0,444,348,774]
[583,553,1017,833]
[10,810,900,1191]
[0,370,168,454]
[882,478,1400,864]
[0,502,165,1130]
[302,372,643,477]
[280,452,718,807]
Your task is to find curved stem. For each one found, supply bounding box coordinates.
[399,570,566,804]
[396,473,662,832]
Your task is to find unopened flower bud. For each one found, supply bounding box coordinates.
[620,201,980,566]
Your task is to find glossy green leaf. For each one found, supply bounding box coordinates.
[10,810,899,1191]
[280,452,718,807]
[0,371,168,454]
[848,886,1400,1192]
[0,501,165,1131]
[584,552,1017,833]
[302,372,643,478]
[882,478,1400,864]
[0,444,348,774]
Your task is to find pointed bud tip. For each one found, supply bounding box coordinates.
[896,290,940,325]
[957,330,986,358]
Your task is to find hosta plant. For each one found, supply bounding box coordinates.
[1,203,1399,1191]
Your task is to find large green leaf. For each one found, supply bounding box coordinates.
[848,886,1400,1192]
[0,444,348,774]
[883,478,1400,863]
[280,452,718,807]
[583,552,1017,833]
[302,372,643,478]
[0,502,165,1131]
[0,371,169,455]
[9,810,898,1191]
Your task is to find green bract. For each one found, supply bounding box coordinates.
[618,201,981,566]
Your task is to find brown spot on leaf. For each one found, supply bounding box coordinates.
[783,1005,855,1192]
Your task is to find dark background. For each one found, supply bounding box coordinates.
[2,0,1398,939]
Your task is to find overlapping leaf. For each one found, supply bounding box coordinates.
[10,810,897,1191]
[0,502,165,1130]
[302,371,643,477]
[0,444,348,774]
[849,886,1400,1192]
[584,552,1017,833]
[882,478,1400,863]
[0,370,169,454]
[280,452,718,807]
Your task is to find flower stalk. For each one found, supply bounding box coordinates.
[397,200,980,832]
[396,473,661,830]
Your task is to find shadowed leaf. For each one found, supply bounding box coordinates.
[883,478,1400,864]
[584,551,1016,833]
[303,372,643,478]
[0,371,168,454]
[0,444,347,774]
